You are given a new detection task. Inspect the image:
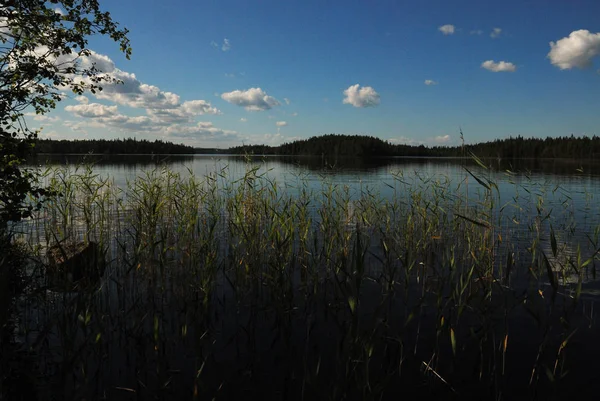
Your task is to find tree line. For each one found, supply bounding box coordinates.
[34,134,600,159]
[35,138,195,155]
[229,133,600,159]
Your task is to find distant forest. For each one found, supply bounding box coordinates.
[230,134,600,159]
[36,134,600,159]
[36,138,196,154]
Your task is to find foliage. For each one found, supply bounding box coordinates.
[0,0,131,226]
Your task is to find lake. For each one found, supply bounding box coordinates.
[7,154,600,400]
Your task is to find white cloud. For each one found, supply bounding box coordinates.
[221,87,280,111]
[54,7,65,16]
[79,50,116,73]
[433,135,451,144]
[145,100,221,124]
[67,53,222,119]
[470,30,483,35]
[181,100,221,115]
[24,112,60,123]
[65,104,163,133]
[481,60,517,72]
[17,47,234,145]
[291,112,298,117]
[284,98,290,105]
[100,114,156,131]
[225,73,235,78]
[548,30,600,70]
[424,79,438,85]
[490,28,502,39]
[276,121,287,127]
[222,38,231,52]
[92,69,181,109]
[165,122,237,140]
[343,84,380,108]
[63,119,100,134]
[240,118,247,122]
[75,95,89,104]
[65,103,119,118]
[438,24,455,35]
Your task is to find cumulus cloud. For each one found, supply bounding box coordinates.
[438,24,455,35]
[79,50,116,74]
[165,121,237,140]
[64,102,207,135]
[24,112,60,123]
[63,119,102,134]
[18,47,231,145]
[284,98,290,105]
[424,79,438,85]
[548,30,600,70]
[433,135,451,144]
[470,30,483,35]
[145,100,221,125]
[65,52,222,119]
[490,28,502,39]
[75,95,89,104]
[65,103,119,118]
[240,118,247,122]
[343,84,380,108]
[221,87,280,111]
[481,60,517,72]
[91,70,181,109]
[276,121,287,127]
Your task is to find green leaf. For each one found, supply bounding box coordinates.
[348,296,357,314]
[450,328,457,356]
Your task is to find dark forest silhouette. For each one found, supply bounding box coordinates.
[37,134,600,159]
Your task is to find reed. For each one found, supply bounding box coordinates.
[9,156,600,400]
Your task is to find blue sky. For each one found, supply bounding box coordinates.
[31,0,600,148]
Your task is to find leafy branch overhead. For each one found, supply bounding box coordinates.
[0,0,131,224]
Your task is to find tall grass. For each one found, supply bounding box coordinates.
[9,157,600,400]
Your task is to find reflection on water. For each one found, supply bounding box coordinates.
[32,154,600,211]
[32,153,600,182]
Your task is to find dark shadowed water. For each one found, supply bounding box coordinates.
[5,154,600,400]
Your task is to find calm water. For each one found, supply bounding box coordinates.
[32,154,600,237]
[31,153,600,276]
[33,153,600,198]
[9,154,600,400]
